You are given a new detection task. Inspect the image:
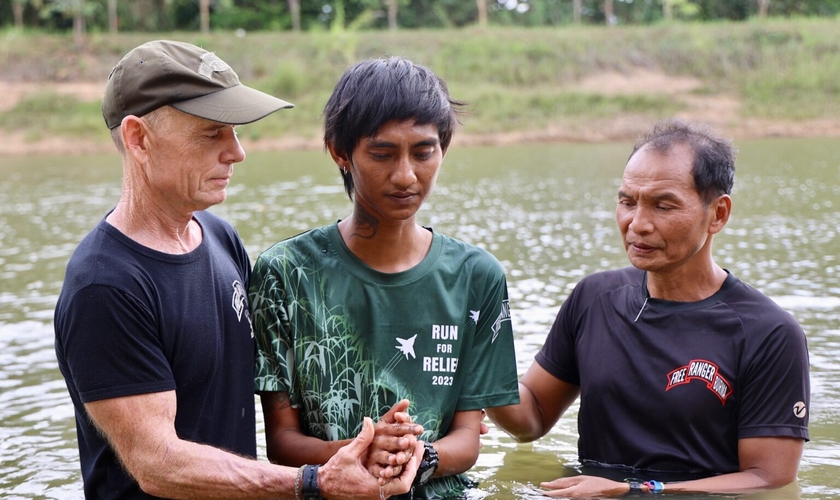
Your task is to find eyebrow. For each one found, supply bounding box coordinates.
[617,189,681,203]
[365,137,440,148]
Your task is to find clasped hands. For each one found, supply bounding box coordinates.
[366,399,425,485]
[317,399,424,500]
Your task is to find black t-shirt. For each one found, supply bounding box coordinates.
[54,211,256,499]
[536,267,810,477]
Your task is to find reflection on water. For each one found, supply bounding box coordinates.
[0,138,838,498]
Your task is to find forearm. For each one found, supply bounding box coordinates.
[130,437,295,499]
[485,383,546,442]
[267,428,353,466]
[430,423,481,477]
[661,468,797,494]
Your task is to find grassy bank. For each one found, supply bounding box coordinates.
[1,18,840,148]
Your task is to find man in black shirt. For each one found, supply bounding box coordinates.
[487,119,809,497]
[54,40,423,499]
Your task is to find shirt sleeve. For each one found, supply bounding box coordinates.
[535,281,583,386]
[56,284,176,403]
[456,257,520,411]
[250,254,296,395]
[738,310,810,440]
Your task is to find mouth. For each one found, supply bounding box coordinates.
[209,176,231,188]
[628,241,657,253]
[388,191,418,202]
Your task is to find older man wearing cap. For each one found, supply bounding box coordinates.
[54,40,423,500]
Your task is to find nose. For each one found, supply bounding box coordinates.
[627,206,653,235]
[221,127,246,164]
[390,154,417,188]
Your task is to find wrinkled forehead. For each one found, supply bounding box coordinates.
[620,144,698,196]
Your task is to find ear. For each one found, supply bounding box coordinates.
[326,141,351,172]
[121,115,151,164]
[708,194,731,235]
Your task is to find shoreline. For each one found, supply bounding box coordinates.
[4,77,840,157]
[5,117,840,157]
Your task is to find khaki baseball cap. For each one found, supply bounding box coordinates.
[102,39,293,130]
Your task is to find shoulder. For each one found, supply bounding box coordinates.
[254,226,328,267]
[57,223,151,322]
[195,209,236,234]
[574,266,643,296]
[195,210,242,245]
[63,219,143,286]
[724,275,805,334]
[436,232,506,277]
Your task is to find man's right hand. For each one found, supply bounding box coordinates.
[320,417,424,499]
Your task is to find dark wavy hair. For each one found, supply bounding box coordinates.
[323,56,465,200]
[629,118,737,205]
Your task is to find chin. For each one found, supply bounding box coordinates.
[627,256,656,272]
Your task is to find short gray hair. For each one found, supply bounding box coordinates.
[630,118,736,205]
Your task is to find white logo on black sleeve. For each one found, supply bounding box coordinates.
[232,280,253,337]
[793,401,807,419]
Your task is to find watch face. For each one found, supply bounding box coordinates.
[414,442,439,487]
[419,465,436,484]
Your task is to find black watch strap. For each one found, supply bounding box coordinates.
[301,464,323,500]
[413,441,439,488]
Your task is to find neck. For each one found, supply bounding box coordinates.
[106,183,201,254]
[338,212,431,274]
[645,261,728,302]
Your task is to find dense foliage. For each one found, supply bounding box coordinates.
[1,0,839,33]
[3,18,839,145]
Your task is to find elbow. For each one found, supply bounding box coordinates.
[132,466,170,498]
[744,465,800,490]
[766,470,799,489]
[485,408,545,443]
[265,442,289,466]
[499,424,543,443]
[136,478,167,499]
[123,442,179,497]
[509,429,542,443]
[489,423,544,443]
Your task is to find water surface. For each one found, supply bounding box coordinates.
[1,138,838,498]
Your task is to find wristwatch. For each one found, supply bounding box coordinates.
[300,464,323,500]
[413,442,439,488]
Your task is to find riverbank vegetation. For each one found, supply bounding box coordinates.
[2,17,840,153]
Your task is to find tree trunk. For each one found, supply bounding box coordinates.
[108,0,118,33]
[288,0,300,31]
[757,0,769,17]
[387,0,397,31]
[199,0,210,33]
[476,0,487,28]
[662,0,671,19]
[12,0,24,28]
[73,1,86,46]
[604,0,613,25]
[573,0,581,23]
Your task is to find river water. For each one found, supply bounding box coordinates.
[1,138,838,499]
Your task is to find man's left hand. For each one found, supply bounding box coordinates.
[540,475,630,498]
[367,399,424,482]
[321,417,424,499]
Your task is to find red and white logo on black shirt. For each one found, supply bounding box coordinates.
[666,359,732,404]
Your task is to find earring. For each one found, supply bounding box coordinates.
[341,166,347,175]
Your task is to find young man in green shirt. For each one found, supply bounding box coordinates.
[250,56,520,499]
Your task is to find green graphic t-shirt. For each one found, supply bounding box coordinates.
[251,223,519,499]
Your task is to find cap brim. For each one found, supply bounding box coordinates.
[172,84,294,125]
